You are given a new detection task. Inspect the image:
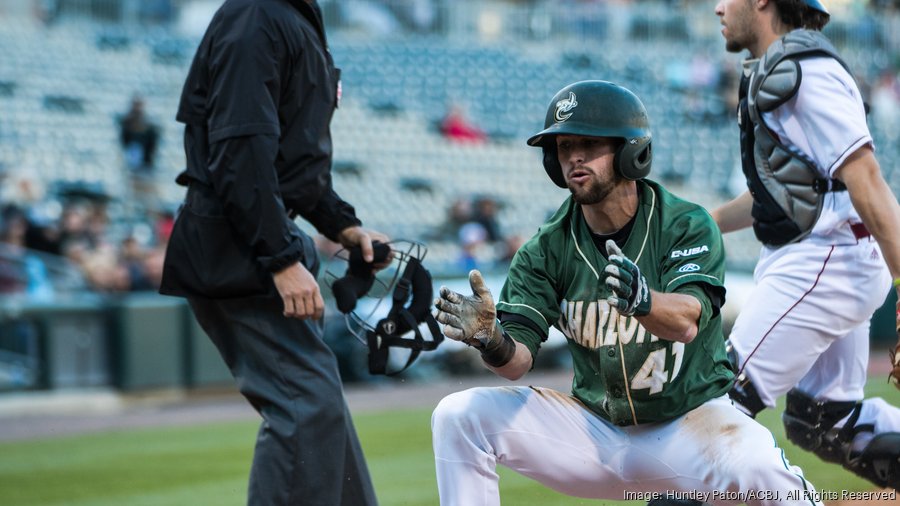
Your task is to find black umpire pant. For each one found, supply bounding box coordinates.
[188,292,378,506]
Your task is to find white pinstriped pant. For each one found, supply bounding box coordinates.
[730,238,900,434]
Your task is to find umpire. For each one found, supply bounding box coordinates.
[159,1,385,505]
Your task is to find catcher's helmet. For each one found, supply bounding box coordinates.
[325,240,442,376]
[804,0,829,15]
[527,80,652,186]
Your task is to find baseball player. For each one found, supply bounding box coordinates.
[431,80,822,506]
[704,0,900,493]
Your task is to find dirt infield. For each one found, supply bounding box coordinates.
[0,370,574,442]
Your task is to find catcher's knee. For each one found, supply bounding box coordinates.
[725,343,766,417]
[783,388,900,489]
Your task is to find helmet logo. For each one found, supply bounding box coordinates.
[554,92,578,122]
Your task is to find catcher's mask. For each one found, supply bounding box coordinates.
[527,80,652,185]
[326,240,442,376]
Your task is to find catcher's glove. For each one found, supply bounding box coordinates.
[890,301,900,389]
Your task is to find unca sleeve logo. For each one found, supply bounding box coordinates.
[554,92,578,122]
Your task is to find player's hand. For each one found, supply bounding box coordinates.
[433,269,503,349]
[603,240,652,317]
[273,262,324,320]
[890,300,900,390]
[337,226,393,269]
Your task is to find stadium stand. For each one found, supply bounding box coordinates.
[0,0,898,388]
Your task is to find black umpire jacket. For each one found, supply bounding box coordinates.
[160,0,361,299]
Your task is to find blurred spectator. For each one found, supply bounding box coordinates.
[0,169,64,255]
[716,60,740,120]
[33,0,60,25]
[472,195,503,243]
[439,104,487,144]
[457,221,488,272]
[79,242,130,292]
[428,197,473,242]
[0,205,53,299]
[120,235,155,291]
[689,51,717,90]
[118,95,161,212]
[119,95,160,171]
[871,68,900,138]
[499,233,526,265]
[0,182,176,294]
[140,210,174,290]
[58,202,99,253]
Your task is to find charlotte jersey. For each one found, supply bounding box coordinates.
[497,180,734,426]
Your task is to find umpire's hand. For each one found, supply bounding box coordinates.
[337,226,393,269]
[273,262,324,319]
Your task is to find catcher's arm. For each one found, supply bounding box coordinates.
[835,147,900,389]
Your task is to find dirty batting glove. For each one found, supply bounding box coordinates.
[433,270,503,349]
[603,239,651,317]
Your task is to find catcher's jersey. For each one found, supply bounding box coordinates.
[497,180,733,426]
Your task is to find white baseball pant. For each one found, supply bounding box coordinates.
[432,386,821,505]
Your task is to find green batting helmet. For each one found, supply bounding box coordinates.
[527,80,652,186]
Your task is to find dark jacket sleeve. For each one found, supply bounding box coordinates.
[203,8,304,273]
[207,134,305,272]
[298,184,362,242]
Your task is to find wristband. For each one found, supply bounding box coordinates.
[893,278,900,288]
[480,325,517,368]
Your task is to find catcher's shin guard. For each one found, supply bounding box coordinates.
[783,388,900,489]
[845,433,900,490]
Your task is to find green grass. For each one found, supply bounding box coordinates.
[0,381,895,506]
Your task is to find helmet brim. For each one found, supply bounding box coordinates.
[805,0,829,15]
[527,121,649,147]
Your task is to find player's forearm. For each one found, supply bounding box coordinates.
[635,291,700,343]
[711,190,754,233]
[839,149,900,284]
[487,341,533,380]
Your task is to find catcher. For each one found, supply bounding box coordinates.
[698,0,900,497]
[430,80,823,505]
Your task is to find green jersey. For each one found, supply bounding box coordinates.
[497,180,733,426]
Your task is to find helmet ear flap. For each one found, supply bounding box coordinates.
[615,136,652,181]
[542,145,567,188]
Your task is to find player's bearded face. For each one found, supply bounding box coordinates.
[557,135,622,205]
[716,0,756,54]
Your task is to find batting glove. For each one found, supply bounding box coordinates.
[603,239,652,317]
[434,269,503,349]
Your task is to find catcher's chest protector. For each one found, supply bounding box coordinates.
[739,29,850,247]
